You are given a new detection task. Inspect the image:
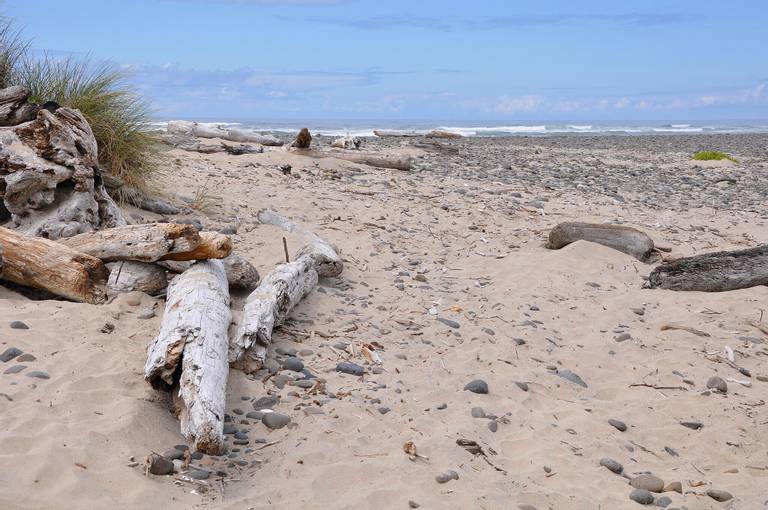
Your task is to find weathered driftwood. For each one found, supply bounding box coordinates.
[230,211,342,372]
[331,136,362,149]
[222,253,260,290]
[547,222,656,262]
[257,208,342,277]
[292,128,312,149]
[106,261,168,295]
[122,187,181,215]
[647,245,768,292]
[0,86,39,126]
[160,231,232,261]
[176,141,263,156]
[166,120,284,146]
[229,255,319,373]
[144,260,231,454]
[59,223,201,262]
[373,129,421,138]
[0,226,107,303]
[294,149,412,171]
[426,130,463,139]
[0,105,126,238]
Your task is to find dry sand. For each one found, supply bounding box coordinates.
[1,134,767,509]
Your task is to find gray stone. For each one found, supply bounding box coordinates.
[471,407,486,418]
[488,420,498,432]
[262,412,291,430]
[9,321,29,330]
[336,362,365,376]
[223,423,237,434]
[234,431,248,440]
[377,406,391,415]
[629,489,655,505]
[253,395,279,410]
[137,308,155,320]
[1,347,22,363]
[436,317,460,329]
[16,354,35,362]
[680,421,703,430]
[464,379,489,394]
[246,411,264,421]
[599,457,623,474]
[615,333,632,342]
[706,376,728,393]
[162,449,185,460]
[435,470,459,484]
[556,369,588,388]
[291,379,314,389]
[515,381,529,392]
[408,501,420,508]
[282,357,304,373]
[3,364,26,374]
[706,489,733,502]
[26,371,50,380]
[609,418,628,432]
[630,474,665,493]
[188,469,211,480]
[436,403,447,410]
[148,454,174,475]
[655,496,672,508]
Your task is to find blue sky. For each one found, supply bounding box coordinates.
[4,0,767,121]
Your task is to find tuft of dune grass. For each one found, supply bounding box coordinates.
[1,18,161,195]
[692,151,738,163]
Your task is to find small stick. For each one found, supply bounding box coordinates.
[282,236,290,263]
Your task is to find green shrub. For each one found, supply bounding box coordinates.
[692,151,738,163]
[1,18,160,193]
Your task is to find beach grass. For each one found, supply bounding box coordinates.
[692,151,738,163]
[1,18,160,193]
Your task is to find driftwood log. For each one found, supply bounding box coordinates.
[331,136,362,149]
[0,101,126,238]
[294,149,412,171]
[547,222,656,262]
[647,245,768,292]
[160,231,232,261]
[107,261,168,296]
[122,188,181,215]
[144,260,231,454]
[0,86,39,127]
[373,129,421,138]
[426,130,463,139]
[0,226,107,303]
[176,141,263,156]
[167,121,284,146]
[230,210,342,372]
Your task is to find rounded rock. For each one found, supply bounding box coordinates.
[706,376,728,393]
[629,489,655,505]
[435,470,459,484]
[282,357,304,373]
[262,412,291,430]
[630,474,665,493]
[599,457,623,474]
[464,379,489,394]
[609,418,628,432]
[706,489,733,502]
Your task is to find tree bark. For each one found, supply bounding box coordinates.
[159,231,232,261]
[647,245,768,292]
[0,225,107,303]
[144,260,231,455]
[106,261,168,296]
[547,222,656,262]
[59,223,201,262]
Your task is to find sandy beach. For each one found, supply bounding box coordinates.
[1,131,767,509]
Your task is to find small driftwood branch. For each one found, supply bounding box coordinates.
[0,225,107,304]
[144,260,231,454]
[546,222,657,262]
[647,245,768,292]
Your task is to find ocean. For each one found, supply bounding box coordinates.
[153,120,768,138]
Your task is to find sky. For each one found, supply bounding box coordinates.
[4,0,768,121]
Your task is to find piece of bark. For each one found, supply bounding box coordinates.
[294,149,412,171]
[257,208,342,277]
[59,223,201,262]
[546,222,656,262]
[159,231,232,261]
[647,245,768,292]
[0,225,107,303]
[229,255,319,373]
[0,86,39,127]
[0,106,126,238]
[293,128,312,149]
[106,261,168,295]
[144,260,231,454]
[222,253,260,290]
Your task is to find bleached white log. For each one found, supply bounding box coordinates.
[257,208,343,277]
[229,255,318,373]
[331,136,362,149]
[106,261,168,295]
[144,260,231,455]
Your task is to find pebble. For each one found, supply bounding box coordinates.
[630,474,665,493]
[662,481,682,494]
[0,347,22,363]
[608,418,628,432]
[599,458,623,474]
[464,379,489,394]
[655,495,672,508]
[706,376,728,393]
[556,369,588,388]
[629,489,654,505]
[162,449,185,460]
[518,506,538,510]
[515,381,529,392]
[436,403,447,410]
[757,375,768,383]
[262,412,291,430]
[706,489,733,502]
[253,395,279,410]
[2,362,26,374]
[377,406,391,415]
[26,371,50,380]
[291,379,314,389]
[9,321,29,330]
[223,423,237,434]
[680,421,703,430]
[336,362,365,376]
[488,420,498,432]
[435,470,459,484]
[16,354,35,362]
[188,469,211,480]
[147,455,174,475]
[615,333,632,342]
[408,501,420,508]
[137,309,155,320]
[471,407,486,418]
[234,431,248,440]
[436,317,460,329]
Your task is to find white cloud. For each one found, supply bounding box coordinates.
[493,95,542,113]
